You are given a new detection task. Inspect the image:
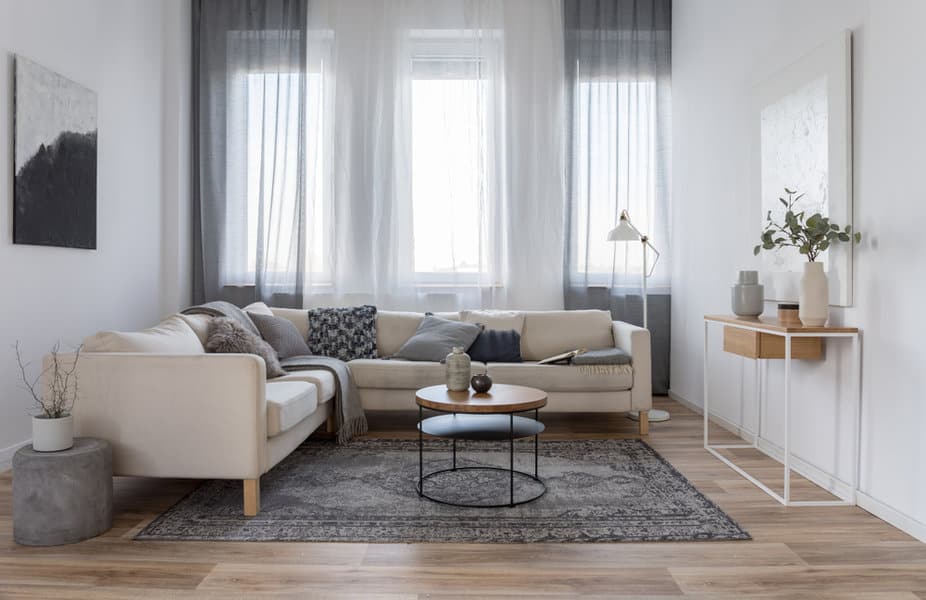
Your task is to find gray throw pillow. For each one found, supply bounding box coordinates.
[206,317,286,378]
[393,314,482,362]
[248,312,310,360]
[571,347,631,365]
[307,305,378,361]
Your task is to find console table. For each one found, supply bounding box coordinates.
[703,315,860,507]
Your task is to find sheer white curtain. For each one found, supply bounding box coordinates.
[299,0,565,311]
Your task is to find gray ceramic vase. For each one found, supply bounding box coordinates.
[732,270,764,317]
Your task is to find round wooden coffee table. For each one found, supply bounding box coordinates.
[415,384,547,508]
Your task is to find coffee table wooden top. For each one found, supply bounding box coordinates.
[415,384,548,414]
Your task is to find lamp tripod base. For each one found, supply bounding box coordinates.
[627,409,670,423]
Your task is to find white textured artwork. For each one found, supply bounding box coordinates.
[760,76,828,300]
[753,31,852,306]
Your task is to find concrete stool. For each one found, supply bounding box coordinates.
[13,438,113,546]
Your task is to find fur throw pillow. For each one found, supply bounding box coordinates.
[206,317,286,378]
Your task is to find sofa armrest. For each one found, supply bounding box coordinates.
[611,321,652,411]
[45,352,267,480]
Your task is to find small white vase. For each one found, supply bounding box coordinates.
[32,414,74,452]
[798,262,829,327]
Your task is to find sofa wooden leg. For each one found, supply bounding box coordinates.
[638,410,649,436]
[326,414,337,434]
[243,478,260,517]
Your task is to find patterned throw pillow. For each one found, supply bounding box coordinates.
[307,305,378,361]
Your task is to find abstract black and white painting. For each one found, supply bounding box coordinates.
[14,55,97,249]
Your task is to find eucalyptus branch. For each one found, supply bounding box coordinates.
[754,188,861,263]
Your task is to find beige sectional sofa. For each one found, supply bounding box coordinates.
[63,305,651,515]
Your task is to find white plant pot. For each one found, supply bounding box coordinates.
[798,262,829,327]
[32,414,74,452]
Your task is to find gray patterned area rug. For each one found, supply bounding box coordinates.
[137,439,749,543]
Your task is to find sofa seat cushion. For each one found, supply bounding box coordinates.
[266,381,317,438]
[270,370,337,404]
[349,358,487,390]
[83,315,205,354]
[486,362,633,393]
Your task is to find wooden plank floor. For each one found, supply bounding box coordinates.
[1,396,923,599]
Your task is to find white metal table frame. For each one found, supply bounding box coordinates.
[703,318,861,507]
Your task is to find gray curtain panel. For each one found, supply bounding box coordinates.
[192,0,308,307]
[562,0,672,394]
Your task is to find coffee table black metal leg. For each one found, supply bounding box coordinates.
[509,413,514,507]
[534,408,539,478]
[418,405,423,497]
[452,438,457,470]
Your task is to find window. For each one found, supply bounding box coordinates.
[234,44,331,286]
[571,79,659,284]
[410,46,492,284]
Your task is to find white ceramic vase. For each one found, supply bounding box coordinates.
[798,262,829,327]
[32,414,74,452]
[445,347,471,392]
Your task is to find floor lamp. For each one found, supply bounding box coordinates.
[607,209,670,423]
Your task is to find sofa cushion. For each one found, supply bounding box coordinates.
[271,307,310,338]
[266,381,317,437]
[83,315,205,354]
[349,358,487,390]
[519,310,614,361]
[376,311,461,357]
[461,310,525,334]
[468,329,522,363]
[486,362,633,392]
[307,305,378,361]
[249,312,311,360]
[244,301,274,316]
[270,370,336,404]
[176,313,213,346]
[392,315,482,362]
[205,317,286,378]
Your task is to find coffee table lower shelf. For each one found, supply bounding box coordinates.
[417,410,546,508]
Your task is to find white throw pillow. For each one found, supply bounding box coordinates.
[461,310,525,334]
[83,315,205,354]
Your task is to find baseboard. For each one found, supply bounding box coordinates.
[668,389,926,543]
[856,491,926,544]
[0,438,31,473]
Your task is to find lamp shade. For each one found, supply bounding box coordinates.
[607,217,640,242]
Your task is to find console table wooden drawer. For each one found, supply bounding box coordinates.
[723,325,823,360]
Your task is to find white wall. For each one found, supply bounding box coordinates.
[0,0,190,466]
[672,0,926,540]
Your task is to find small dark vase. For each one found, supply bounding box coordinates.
[470,374,493,394]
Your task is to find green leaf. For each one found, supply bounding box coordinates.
[854,232,861,243]
[819,240,830,251]
[831,223,840,230]
[754,245,761,255]
[845,224,852,232]
[784,187,795,195]
[838,233,850,242]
